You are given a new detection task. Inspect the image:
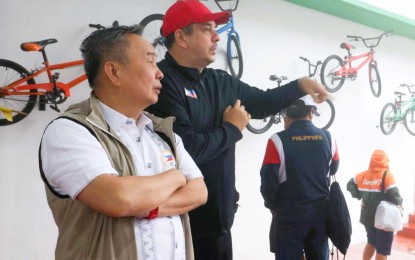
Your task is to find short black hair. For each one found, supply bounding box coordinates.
[80,25,143,88]
[285,99,314,119]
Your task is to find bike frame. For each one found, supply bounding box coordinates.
[390,97,415,122]
[216,16,240,59]
[2,59,86,98]
[336,51,374,77]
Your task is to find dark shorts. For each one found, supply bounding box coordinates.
[365,226,394,255]
[275,219,329,260]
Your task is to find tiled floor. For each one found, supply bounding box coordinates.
[344,235,415,259]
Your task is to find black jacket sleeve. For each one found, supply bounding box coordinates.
[148,69,304,165]
[147,73,243,165]
[386,187,403,206]
[347,178,361,200]
[232,77,306,119]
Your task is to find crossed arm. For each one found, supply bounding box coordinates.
[41,119,207,219]
[77,171,207,218]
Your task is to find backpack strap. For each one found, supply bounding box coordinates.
[321,129,335,183]
[381,170,387,193]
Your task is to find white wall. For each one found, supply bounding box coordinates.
[1,0,415,259]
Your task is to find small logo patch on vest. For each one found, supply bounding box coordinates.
[161,149,176,169]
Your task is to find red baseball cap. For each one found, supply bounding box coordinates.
[161,0,230,37]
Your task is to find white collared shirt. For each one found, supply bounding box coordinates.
[41,101,202,260]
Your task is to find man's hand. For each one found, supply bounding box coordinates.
[298,77,331,104]
[223,99,251,132]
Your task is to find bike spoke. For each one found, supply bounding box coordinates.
[380,103,397,135]
[0,59,37,125]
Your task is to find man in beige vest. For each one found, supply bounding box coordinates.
[39,25,207,260]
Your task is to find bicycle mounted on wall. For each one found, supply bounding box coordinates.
[138,0,243,79]
[299,56,335,130]
[0,21,119,126]
[320,31,392,97]
[379,83,415,136]
[246,57,335,134]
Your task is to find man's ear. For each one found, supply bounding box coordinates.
[309,109,314,120]
[103,61,121,86]
[174,29,188,48]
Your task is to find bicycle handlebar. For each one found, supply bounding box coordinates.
[400,83,415,94]
[346,31,393,49]
[89,20,120,30]
[299,56,322,65]
[89,23,106,30]
[214,0,239,12]
[299,56,321,78]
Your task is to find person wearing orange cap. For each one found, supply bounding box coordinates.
[146,1,329,259]
[347,150,403,260]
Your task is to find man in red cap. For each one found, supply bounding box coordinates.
[146,1,330,259]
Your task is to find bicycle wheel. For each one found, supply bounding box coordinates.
[139,14,166,62]
[404,108,415,136]
[227,34,243,79]
[320,55,345,93]
[369,63,381,97]
[379,102,397,135]
[0,59,37,126]
[312,99,335,130]
[246,115,275,134]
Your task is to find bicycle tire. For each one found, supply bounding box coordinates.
[139,14,166,62]
[404,108,415,136]
[246,115,275,134]
[227,34,243,79]
[312,99,335,130]
[320,55,345,93]
[0,59,37,126]
[369,63,381,97]
[379,102,397,135]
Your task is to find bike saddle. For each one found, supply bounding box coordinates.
[394,91,405,96]
[20,39,58,52]
[340,42,355,50]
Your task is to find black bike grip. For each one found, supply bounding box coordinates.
[89,23,104,29]
[299,56,307,61]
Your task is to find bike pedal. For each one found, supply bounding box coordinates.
[49,105,60,113]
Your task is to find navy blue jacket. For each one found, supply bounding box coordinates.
[147,52,305,239]
[260,120,340,222]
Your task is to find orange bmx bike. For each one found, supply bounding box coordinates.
[0,22,119,126]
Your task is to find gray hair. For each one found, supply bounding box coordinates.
[80,25,143,88]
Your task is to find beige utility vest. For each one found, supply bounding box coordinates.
[40,94,194,260]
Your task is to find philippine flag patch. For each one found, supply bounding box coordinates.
[164,154,174,162]
[161,149,176,169]
[184,88,198,99]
